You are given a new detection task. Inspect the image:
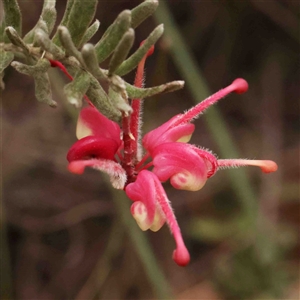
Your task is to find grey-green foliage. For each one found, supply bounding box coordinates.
[2,0,22,38]
[64,71,91,108]
[0,0,185,122]
[0,50,14,88]
[23,0,57,43]
[11,59,56,107]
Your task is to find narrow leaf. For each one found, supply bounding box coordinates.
[5,27,29,54]
[65,0,98,47]
[125,80,185,99]
[94,10,131,63]
[24,0,57,43]
[11,58,51,76]
[0,21,5,43]
[64,71,90,108]
[12,59,56,107]
[34,72,57,107]
[52,0,75,45]
[86,79,121,122]
[108,87,132,116]
[116,24,164,76]
[35,29,65,59]
[41,0,57,34]
[0,50,14,73]
[2,0,22,38]
[108,29,135,76]
[131,0,159,29]
[78,19,100,48]
[81,43,107,80]
[58,26,82,63]
[0,50,14,89]
[24,19,48,44]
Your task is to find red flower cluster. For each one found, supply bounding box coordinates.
[66,46,277,266]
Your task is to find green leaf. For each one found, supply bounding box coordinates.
[11,59,56,107]
[131,0,159,29]
[86,78,121,122]
[0,21,5,43]
[2,0,22,40]
[41,0,57,34]
[5,26,29,55]
[108,29,135,76]
[115,24,164,76]
[64,71,90,108]
[24,19,49,46]
[24,0,57,43]
[78,19,100,48]
[0,50,14,73]
[125,80,184,99]
[94,10,131,63]
[58,26,82,63]
[0,50,14,90]
[108,87,132,116]
[65,0,98,47]
[52,0,75,45]
[81,43,107,80]
[34,72,57,107]
[35,29,65,59]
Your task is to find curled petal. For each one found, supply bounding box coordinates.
[67,136,119,162]
[130,201,165,232]
[125,170,158,227]
[68,159,126,189]
[126,170,190,266]
[142,115,195,154]
[152,143,209,191]
[76,106,121,147]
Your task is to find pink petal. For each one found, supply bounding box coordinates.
[125,170,158,226]
[67,136,119,162]
[68,159,126,189]
[152,143,208,191]
[142,115,195,154]
[126,170,190,266]
[77,107,121,147]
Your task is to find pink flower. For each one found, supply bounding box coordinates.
[66,45,278,267]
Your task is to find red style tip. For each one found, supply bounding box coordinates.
[217,159,278,174]
[260,160,278,173]
[231,78,249,94]
[173,247,190,267]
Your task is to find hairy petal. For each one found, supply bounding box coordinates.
[152,143,209,191]
[67,136,119,161]
[68,159,126,189]
[76,106,121,147]
[125,170,190,266]
[125,170,159,229]
[143,115,195,154]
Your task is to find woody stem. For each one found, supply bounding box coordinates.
[122,114,137,184]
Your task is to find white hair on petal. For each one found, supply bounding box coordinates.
[92,159,127,189]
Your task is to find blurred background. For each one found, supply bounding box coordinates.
[2,0,299,299]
